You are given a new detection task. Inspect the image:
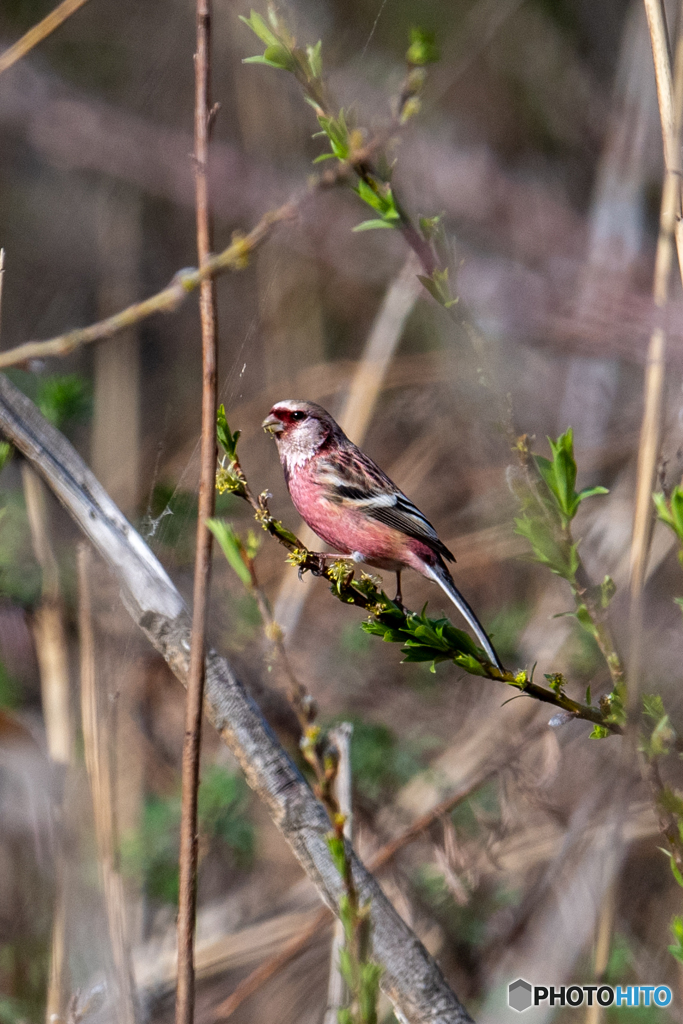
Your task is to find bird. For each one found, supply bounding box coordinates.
[262,399,502,669]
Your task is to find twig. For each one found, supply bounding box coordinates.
[0,0,92,77]
[0,374,473,1024]
[0,202,295,369]
[629,0,683,709]
[176,3,218,1023]
[78,544,138,1024]
[217,437,621,734]
[641,754,683,875]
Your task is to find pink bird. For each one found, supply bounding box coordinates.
[262,400,501,669]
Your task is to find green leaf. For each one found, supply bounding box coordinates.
[654,490,676,530]
[0,442,11,475]
[216,404,240,458]
[658,785,683,817]
[670,917,683,962]
[589,725,610,739]
[671,486,683,536]
[312,152,338,163]
[239,11,280,47]
[643,693,666,720]
[406,27,439,66]
[416,267,458,309]
[574,603,599,639]
[585,685,592,706]
[453,653,488,676]
[243,44,297,71]
[207,520,252,587]
[577,485,609,503]
[600,575,616,608]
[418,214,442,240]
[352,219,397,231]
[514,515,577,580]
[665,850,683,888]
[326,833,347,877]
[547,429,577,518]
[401,646,443,663]
[306,40,322,79]
[359,961,383,1022]
[352,180,399,221]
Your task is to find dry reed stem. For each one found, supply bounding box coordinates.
[629,0,683,706]
[45,870,67,1024]
[78,545,138,1024]
[22,463,72,763]
[0,0,92,76]
[323,724,353,1024]
[176,4,219,1023]
[585,883,616,1024]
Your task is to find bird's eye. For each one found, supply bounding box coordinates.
[290,411,306,422]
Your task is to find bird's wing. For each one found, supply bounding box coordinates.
[316,446,454,559]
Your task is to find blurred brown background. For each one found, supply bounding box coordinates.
[1,0,683,1022]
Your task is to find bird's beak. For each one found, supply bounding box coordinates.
[262,413,284,436]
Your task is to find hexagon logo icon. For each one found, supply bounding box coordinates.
[508,979,533,1012]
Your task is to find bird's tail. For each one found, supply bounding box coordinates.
[424,561,502,671]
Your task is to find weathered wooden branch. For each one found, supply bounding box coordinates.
[0,372,473,1024]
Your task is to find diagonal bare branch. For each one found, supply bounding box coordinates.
[0,0,92,77]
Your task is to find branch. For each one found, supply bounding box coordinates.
[215,417,621,735]
[211,724,544,1021]
[0,0,93,77]
[0,374,473,1024]
[175,3,219,1022]
[0,203,295,371]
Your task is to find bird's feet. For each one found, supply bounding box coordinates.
[393,572,405,611]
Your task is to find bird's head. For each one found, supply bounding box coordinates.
[262,400,339,467]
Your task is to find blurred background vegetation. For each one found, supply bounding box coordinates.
[1,0,683,1022]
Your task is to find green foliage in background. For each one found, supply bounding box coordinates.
[0,660,21,710]
[0,489,41,607]
[0,937,49,1024]
[510,429,625,736]
[513,428,607,580]
[341,718,427,804]
[122,765,254,906]
[36,374,91,428]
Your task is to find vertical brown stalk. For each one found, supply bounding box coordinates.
[628,1,683,708]
[175,2,218,1023]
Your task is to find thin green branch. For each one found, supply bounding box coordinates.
[240,10,458,309]
[214,409,622,736]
